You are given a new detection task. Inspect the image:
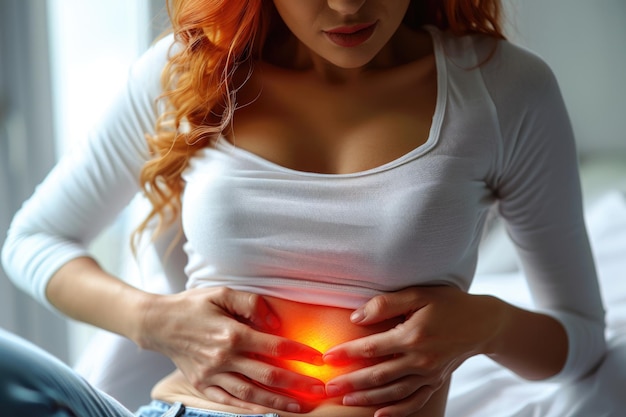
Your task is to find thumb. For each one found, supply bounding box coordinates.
[350,289,426,325]
[217,288,281,332]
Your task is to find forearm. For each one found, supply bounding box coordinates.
[45,256,154,346]
[484,296,568,380]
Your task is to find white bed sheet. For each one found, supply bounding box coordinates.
[448,191,626,417]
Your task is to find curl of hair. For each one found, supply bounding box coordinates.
[133,0,267,249]
[134,0,504,245]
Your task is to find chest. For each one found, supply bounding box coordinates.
[226,61,437,175]
[182,143,494,290]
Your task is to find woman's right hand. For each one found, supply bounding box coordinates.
[138,287,326,413]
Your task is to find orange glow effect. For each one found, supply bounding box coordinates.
[273,310,364,384]
[261,297,401,402]
[283,320,347,383]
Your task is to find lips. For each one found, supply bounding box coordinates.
[323,22,377,48]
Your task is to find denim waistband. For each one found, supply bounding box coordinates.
[135,400,281,417]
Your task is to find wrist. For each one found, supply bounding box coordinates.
[476,295,511,356]
[130,290,164,350]
[482,298,568,379]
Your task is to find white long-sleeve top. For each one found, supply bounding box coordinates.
[2,26,606,382]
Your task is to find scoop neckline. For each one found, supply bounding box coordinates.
[215,26,447,179]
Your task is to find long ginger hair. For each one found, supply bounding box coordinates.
[134,0,505,243]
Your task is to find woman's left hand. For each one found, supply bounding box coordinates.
[323,286,506,417]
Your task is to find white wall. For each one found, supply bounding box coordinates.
[503,0,626,155]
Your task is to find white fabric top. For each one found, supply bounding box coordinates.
[2,27,605,382]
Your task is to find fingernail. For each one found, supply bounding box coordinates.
[323,352,348,366]
[326,384,342,397]
[350,310,364,323]
[286,403,301,413]
[323,354,336,365]
[343,395,358,406]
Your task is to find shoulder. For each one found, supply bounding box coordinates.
[137,33,179,70]
[126,34,180,94]
[482,37,558,95]
[434,27,558,97]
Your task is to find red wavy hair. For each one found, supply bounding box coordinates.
[134,0,504,243]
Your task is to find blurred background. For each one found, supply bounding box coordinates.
[0,0,169,364]
[0,0,625,368]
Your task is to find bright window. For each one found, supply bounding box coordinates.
[47,0,152,156]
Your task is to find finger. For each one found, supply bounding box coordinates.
[241,328,324,365]
[325,356,413,396]
[372,385,435,417]
[204,373,304,413]
[231,355,326,398]
[201,386,265,413]
[216,288,281,331]
[340,375,424,407]
[324,330,402,365]
[351,290,427,325]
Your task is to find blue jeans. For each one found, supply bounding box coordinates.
[136,400,280,417]
[0,328,279,417]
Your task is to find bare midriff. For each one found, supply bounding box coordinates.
[151,296,449,416]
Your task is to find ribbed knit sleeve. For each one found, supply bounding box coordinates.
[482,39,606,381]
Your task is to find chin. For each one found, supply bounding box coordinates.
[325,53,378,70]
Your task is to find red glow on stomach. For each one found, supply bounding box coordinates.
[264,300,373,382]
[282,323,348,383]
[262,297,401,401]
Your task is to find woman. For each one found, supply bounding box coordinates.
[1,0,606,417]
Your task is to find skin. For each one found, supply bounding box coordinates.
[270,0,412,76]
[45,1,569,416]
